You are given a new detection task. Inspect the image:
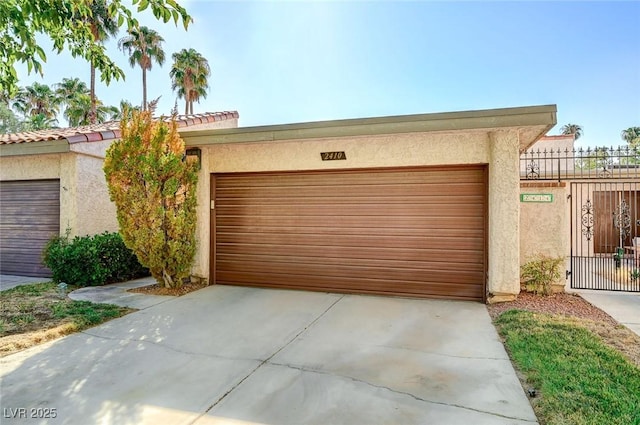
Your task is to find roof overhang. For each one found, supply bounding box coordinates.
[181,105,557,152]
[0,139,70,157]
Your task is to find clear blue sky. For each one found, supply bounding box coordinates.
[18,0,640,148]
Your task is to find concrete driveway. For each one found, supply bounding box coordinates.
[1,286,537,425]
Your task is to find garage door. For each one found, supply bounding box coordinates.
[0,180,60,277]
[212,166,487,301]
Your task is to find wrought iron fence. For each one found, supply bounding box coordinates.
[520,146,640,181]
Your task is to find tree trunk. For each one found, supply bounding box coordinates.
[89,62,97,124]
[142,68,147,111]
[184,98,189,115]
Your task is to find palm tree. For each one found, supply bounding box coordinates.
[170,48,211,114]
[561,123,583,140]
[621,127,640,147]
[12,83,60,120]
[118,26,165,111]
[55,77,90,122]
[81,0,118,124]
[64,93,118,126]
[55,77,89,104]
[24,113,58,130]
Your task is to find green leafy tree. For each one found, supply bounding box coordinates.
[575,146,611,171]
[620,127,640,165]
[170,48,210,114]
[0,0,192,100]
[118,26,165,111]
[104,109,198,288]
[0,102,24,133]
[561,123,583,140]
[621,127,640,148]
[12,82,60,119]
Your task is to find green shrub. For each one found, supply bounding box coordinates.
[43,231,148,287]
[520,254,564,296]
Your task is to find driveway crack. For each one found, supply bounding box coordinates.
[268,361,537,423]
[187,294,346,425]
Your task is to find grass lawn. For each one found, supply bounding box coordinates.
[495,310,640,425]
[0,282,132,356]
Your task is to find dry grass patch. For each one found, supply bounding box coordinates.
[1,282,132,357]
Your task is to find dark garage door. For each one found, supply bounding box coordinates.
[0,180,60,277]
[212,166,487,301]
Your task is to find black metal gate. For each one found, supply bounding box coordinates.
[570,181,640,291]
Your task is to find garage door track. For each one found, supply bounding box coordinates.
[1,286,537,424]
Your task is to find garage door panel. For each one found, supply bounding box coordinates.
[217,183,484,199]
[213,167,486,301]
[216,203,483,218]
[1,213,60,225]
[217,271,484,301]
[217,225,484,238]
[216,168,483,187]
[217,232,484,250]
[0,179,59,277]
[218,253,485,273]
[217,215,484,230]
[218,243,484,264]
[218,260,484,283]
[214,194,486,207]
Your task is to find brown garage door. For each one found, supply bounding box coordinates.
[0,180,60,277]
[212,166,487,301]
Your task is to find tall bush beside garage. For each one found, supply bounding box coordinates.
[104,110,198,289]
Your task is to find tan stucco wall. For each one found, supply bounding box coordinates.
[487,130,521,302]
[519,184,570,286]
[74,154,118,236]
[193,129,523,299]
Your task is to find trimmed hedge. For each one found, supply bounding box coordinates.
[43,231,148,287]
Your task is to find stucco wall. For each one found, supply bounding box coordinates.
[193,129,523,300]
[74,154,119,236]
[487,130,521,302]
[519,183,570,286]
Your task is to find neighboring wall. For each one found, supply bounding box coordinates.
[519,182,570,287]
[0,148,118,238]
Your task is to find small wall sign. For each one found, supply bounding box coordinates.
[520,193,553,203]
[321,151,347,161]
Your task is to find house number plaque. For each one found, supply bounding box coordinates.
[321,151,346,161]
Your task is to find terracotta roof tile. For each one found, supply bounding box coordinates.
[0,111,239,145]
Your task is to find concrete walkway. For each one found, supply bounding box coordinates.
[0,286,537,425]
[569,289,640,337]
[0,274,50,291]
[69,276,173,310]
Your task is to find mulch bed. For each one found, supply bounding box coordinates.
[128,279,210,296]
[488,291,640,367]
[487,292,618,325]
